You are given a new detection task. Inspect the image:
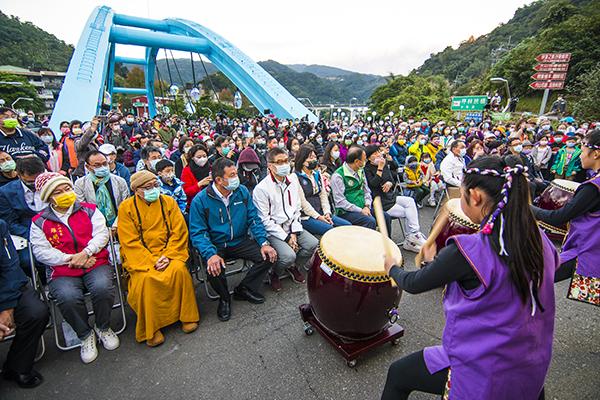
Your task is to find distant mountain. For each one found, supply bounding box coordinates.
[0,11,74,71]
[414,0,600,97]
[287,64,357,78]
[146,59,384,104]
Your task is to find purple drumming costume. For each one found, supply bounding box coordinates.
[423,231,559,399]
[560,173,600,305]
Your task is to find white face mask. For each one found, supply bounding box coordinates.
[331,150,340,160]
[459,148,467,157]
[194,157,208,167]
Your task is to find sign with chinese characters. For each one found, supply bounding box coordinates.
[451,95,488,111]
[535,53,571,63]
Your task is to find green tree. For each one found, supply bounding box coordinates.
[0,72,44,112]
[369,73,453,121]
[124,67,145,88]
[541,0,577,28]
[569,63,600,120]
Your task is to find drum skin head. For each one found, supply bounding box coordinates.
[319,226,402,277]
[551,179,580,193]
[445,198,479,230]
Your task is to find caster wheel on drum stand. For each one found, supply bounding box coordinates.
[346,359,357,368]
[303,322,314,336]
[391,338,401,346]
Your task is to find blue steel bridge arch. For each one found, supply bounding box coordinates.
[49,6,317,133]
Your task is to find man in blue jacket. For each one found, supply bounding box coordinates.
[0,157,47,277]
[0,219,49,388]
[189,157,277,321]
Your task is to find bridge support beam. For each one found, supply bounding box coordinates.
[112,87,147,95]
[114,56,147,65]
[112,14,170,32]
[109,26,210,53]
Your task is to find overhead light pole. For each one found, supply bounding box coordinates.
[490,77,511,113]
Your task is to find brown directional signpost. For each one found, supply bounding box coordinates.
[530,53,570,116]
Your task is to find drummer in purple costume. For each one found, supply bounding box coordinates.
[381,155,558,400]
[533,128,600,306]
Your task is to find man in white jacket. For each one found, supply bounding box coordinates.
[253,147,318,291]
[439,140,466,198]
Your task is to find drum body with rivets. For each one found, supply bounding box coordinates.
[535,179,580,240]
[435,198,479,250]
[307,226,402,341]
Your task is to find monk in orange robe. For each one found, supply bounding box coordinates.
[118,171,199,346]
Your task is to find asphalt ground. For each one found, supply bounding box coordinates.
[1,206,599,400]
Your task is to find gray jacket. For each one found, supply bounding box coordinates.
[74,173,130,212]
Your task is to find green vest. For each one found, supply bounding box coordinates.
[334,164,366,215]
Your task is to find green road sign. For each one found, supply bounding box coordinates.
[451,95,488,111]
[490,112,512,121]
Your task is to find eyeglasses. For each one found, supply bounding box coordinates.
[139,181,160,190]
[88,162,109,168]
[271,159,289,165]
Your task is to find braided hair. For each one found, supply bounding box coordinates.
[463,155,545,307]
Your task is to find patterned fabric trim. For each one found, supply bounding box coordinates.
[442,368,451,400]
[568,272,600,306]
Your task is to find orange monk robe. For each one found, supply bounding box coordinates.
[117,194,199,342]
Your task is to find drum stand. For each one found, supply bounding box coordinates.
[299,304,405,368]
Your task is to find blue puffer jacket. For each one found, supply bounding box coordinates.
[189,183,268,260]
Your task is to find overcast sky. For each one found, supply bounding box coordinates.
[2,0,534,75]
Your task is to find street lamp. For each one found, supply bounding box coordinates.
[490,77,511,112]
[298,97,315,109]
[388,111,394,118]
[329,104,334,122]
[399,104,405,118]
[349,97,357,108]
[11,97,33,109]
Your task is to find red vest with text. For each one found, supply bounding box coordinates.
[32,202,109,279]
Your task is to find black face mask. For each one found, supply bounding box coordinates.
[306,160,318,170]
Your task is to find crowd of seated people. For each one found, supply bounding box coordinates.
[0,104,596,388]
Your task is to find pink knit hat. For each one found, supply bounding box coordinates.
[35,172,73,202]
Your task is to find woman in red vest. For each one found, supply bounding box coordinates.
[29,172,120,364]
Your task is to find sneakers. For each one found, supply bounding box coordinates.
[403,233,425,253]
[269,271,282,292]
[412,232,427,247]
[427,198,437,207]
[287,267,306,284]
[95,327,120,351]
[80,331,98,364]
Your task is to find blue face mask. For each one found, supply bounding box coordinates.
[144,187,160,202]
[93,166,110,178]
[275,164,291,177]
[222,147,231,156]
[566,142,576,148]
[224,176,240,191]
[150,159,160,171]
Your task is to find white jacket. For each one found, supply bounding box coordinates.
[440,153,466,187]
[252,173,303,241]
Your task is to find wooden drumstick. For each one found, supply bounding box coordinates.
[415,205,450,267]
[373,197,398,287]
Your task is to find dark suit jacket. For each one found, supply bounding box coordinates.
[0,180,38,238]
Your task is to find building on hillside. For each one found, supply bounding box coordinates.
[0,65,66,113]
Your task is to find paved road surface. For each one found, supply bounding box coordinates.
[1,207,598,399]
